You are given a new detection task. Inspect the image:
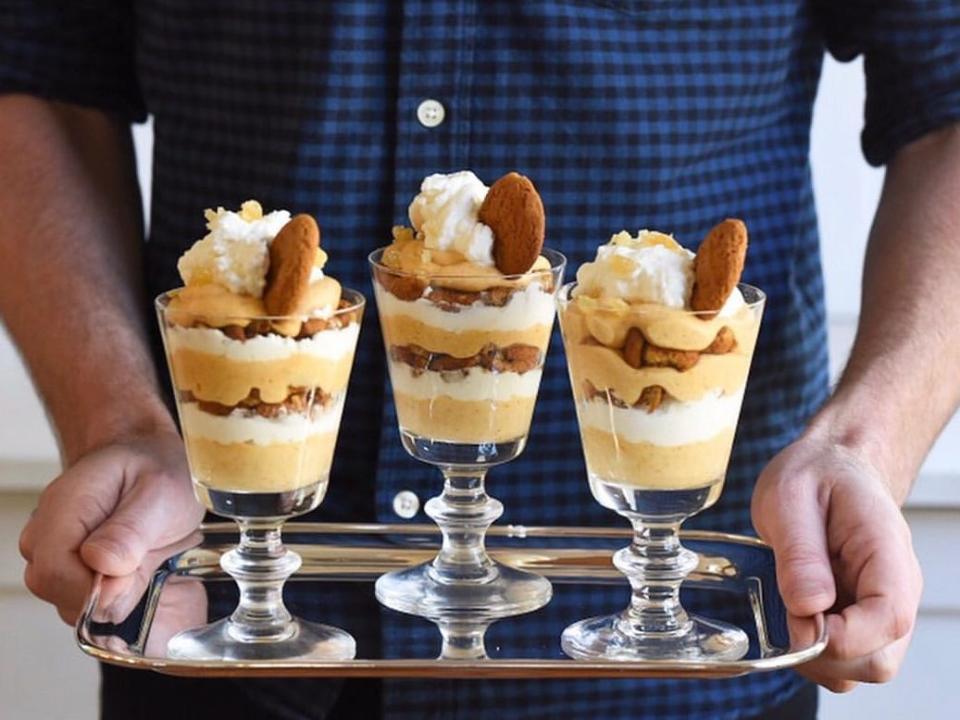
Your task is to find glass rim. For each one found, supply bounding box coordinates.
[368,246,567,281]
[557,281,766,314]
[154,285,366,322]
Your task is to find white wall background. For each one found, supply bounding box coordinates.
[1,56,958,717]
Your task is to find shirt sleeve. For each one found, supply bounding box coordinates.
[816,0,960,166]
[0,1,145,121]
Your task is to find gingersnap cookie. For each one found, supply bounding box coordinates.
[704,326,737,354]
[622,327,645,369]
[478,172,546,275]
[264,214,320,316]
[690,218,748,316]
[642,343,700,372]
[636,386,665,413]
[375,268,427,302]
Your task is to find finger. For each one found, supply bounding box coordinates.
[22,458,123,604]
[97,529,203,622]
[754,474,835,616]
[798,631,911,687]
[24,553,93,616]
[786,611,820,652]
[797,665,859,695]
[23,502,111,610]
[827,520,921,660]
[19,515,36,562]
[787,611,855,692]
[58,605,82,627]
[81,472,201,577]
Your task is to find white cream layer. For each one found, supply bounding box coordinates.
[377,281,555,332]
[166,322,359,362]
[181,396,345,445]
[578,387,745,446]
[389,363,543,402]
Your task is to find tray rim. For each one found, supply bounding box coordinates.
[76,523,827,679]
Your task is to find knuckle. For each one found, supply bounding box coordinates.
[32,552,71,594]
[829,680,858,694]
[779,542,821,566]
[830,638,856,662]
[913,562,925,599]
[22,564,43,598]
[18,526,33,561]
[889,605,915,642]
[865,653,899,684]
[74,492,109,522]
[828,630,858,662]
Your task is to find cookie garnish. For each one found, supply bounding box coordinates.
[264,214,320,316]
[690,218,748,317]
[478,172,546,275]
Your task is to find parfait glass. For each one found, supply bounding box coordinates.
[155,288,364,660]
[557,282,765,661]
[369,248,566,619]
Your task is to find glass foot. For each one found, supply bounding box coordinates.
[561,612,749,662]
[375,560,552,621]
[167,616,356,662]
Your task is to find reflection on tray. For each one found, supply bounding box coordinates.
[77,524,825,679]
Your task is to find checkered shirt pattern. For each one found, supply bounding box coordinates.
[4,1,960,718]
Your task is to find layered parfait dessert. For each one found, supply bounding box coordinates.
[558,221,764,662]
[558,219,762,499]
[371,171,561,449]
[158,201,363,498]
[370,171,564,619]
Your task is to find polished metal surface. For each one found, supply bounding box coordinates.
[77,523,826,678]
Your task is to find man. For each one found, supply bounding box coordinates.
[3,2,957,718]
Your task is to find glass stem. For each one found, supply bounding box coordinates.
[615,517,698,637]
[424,467,503,584]
[220,520,301,643]
[437,620,490,660]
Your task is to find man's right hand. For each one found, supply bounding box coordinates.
[18,431,204,625]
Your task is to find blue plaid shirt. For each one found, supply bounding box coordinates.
[4,1,960,718]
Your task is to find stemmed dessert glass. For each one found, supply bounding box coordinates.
[557,282,765,661]
[155,289,364,660]
[369,248,565,620]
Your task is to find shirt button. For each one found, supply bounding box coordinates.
[392,490,421,519]
[416,99,445,128]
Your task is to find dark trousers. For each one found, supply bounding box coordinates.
[101,667,817,719]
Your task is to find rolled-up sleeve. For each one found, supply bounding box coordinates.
[0,1,144,121]
[816,0,960,166]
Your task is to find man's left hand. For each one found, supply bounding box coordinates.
[751,425,923,692]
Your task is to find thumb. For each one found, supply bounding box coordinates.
[81,472,196,576]
[754,475,836,617]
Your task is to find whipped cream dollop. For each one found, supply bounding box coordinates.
[177,200,292,297]
[575,231,695,308]
[408,171,495,266]
[576,230,746,315]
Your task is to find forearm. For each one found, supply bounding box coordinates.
[810,123,960,503]
[0,96,173,464]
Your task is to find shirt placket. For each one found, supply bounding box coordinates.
[376,0,477,525]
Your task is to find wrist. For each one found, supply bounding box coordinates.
[57,390,177,465]
[805,388,913,505]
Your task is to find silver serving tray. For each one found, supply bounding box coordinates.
[76,522,826,679]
